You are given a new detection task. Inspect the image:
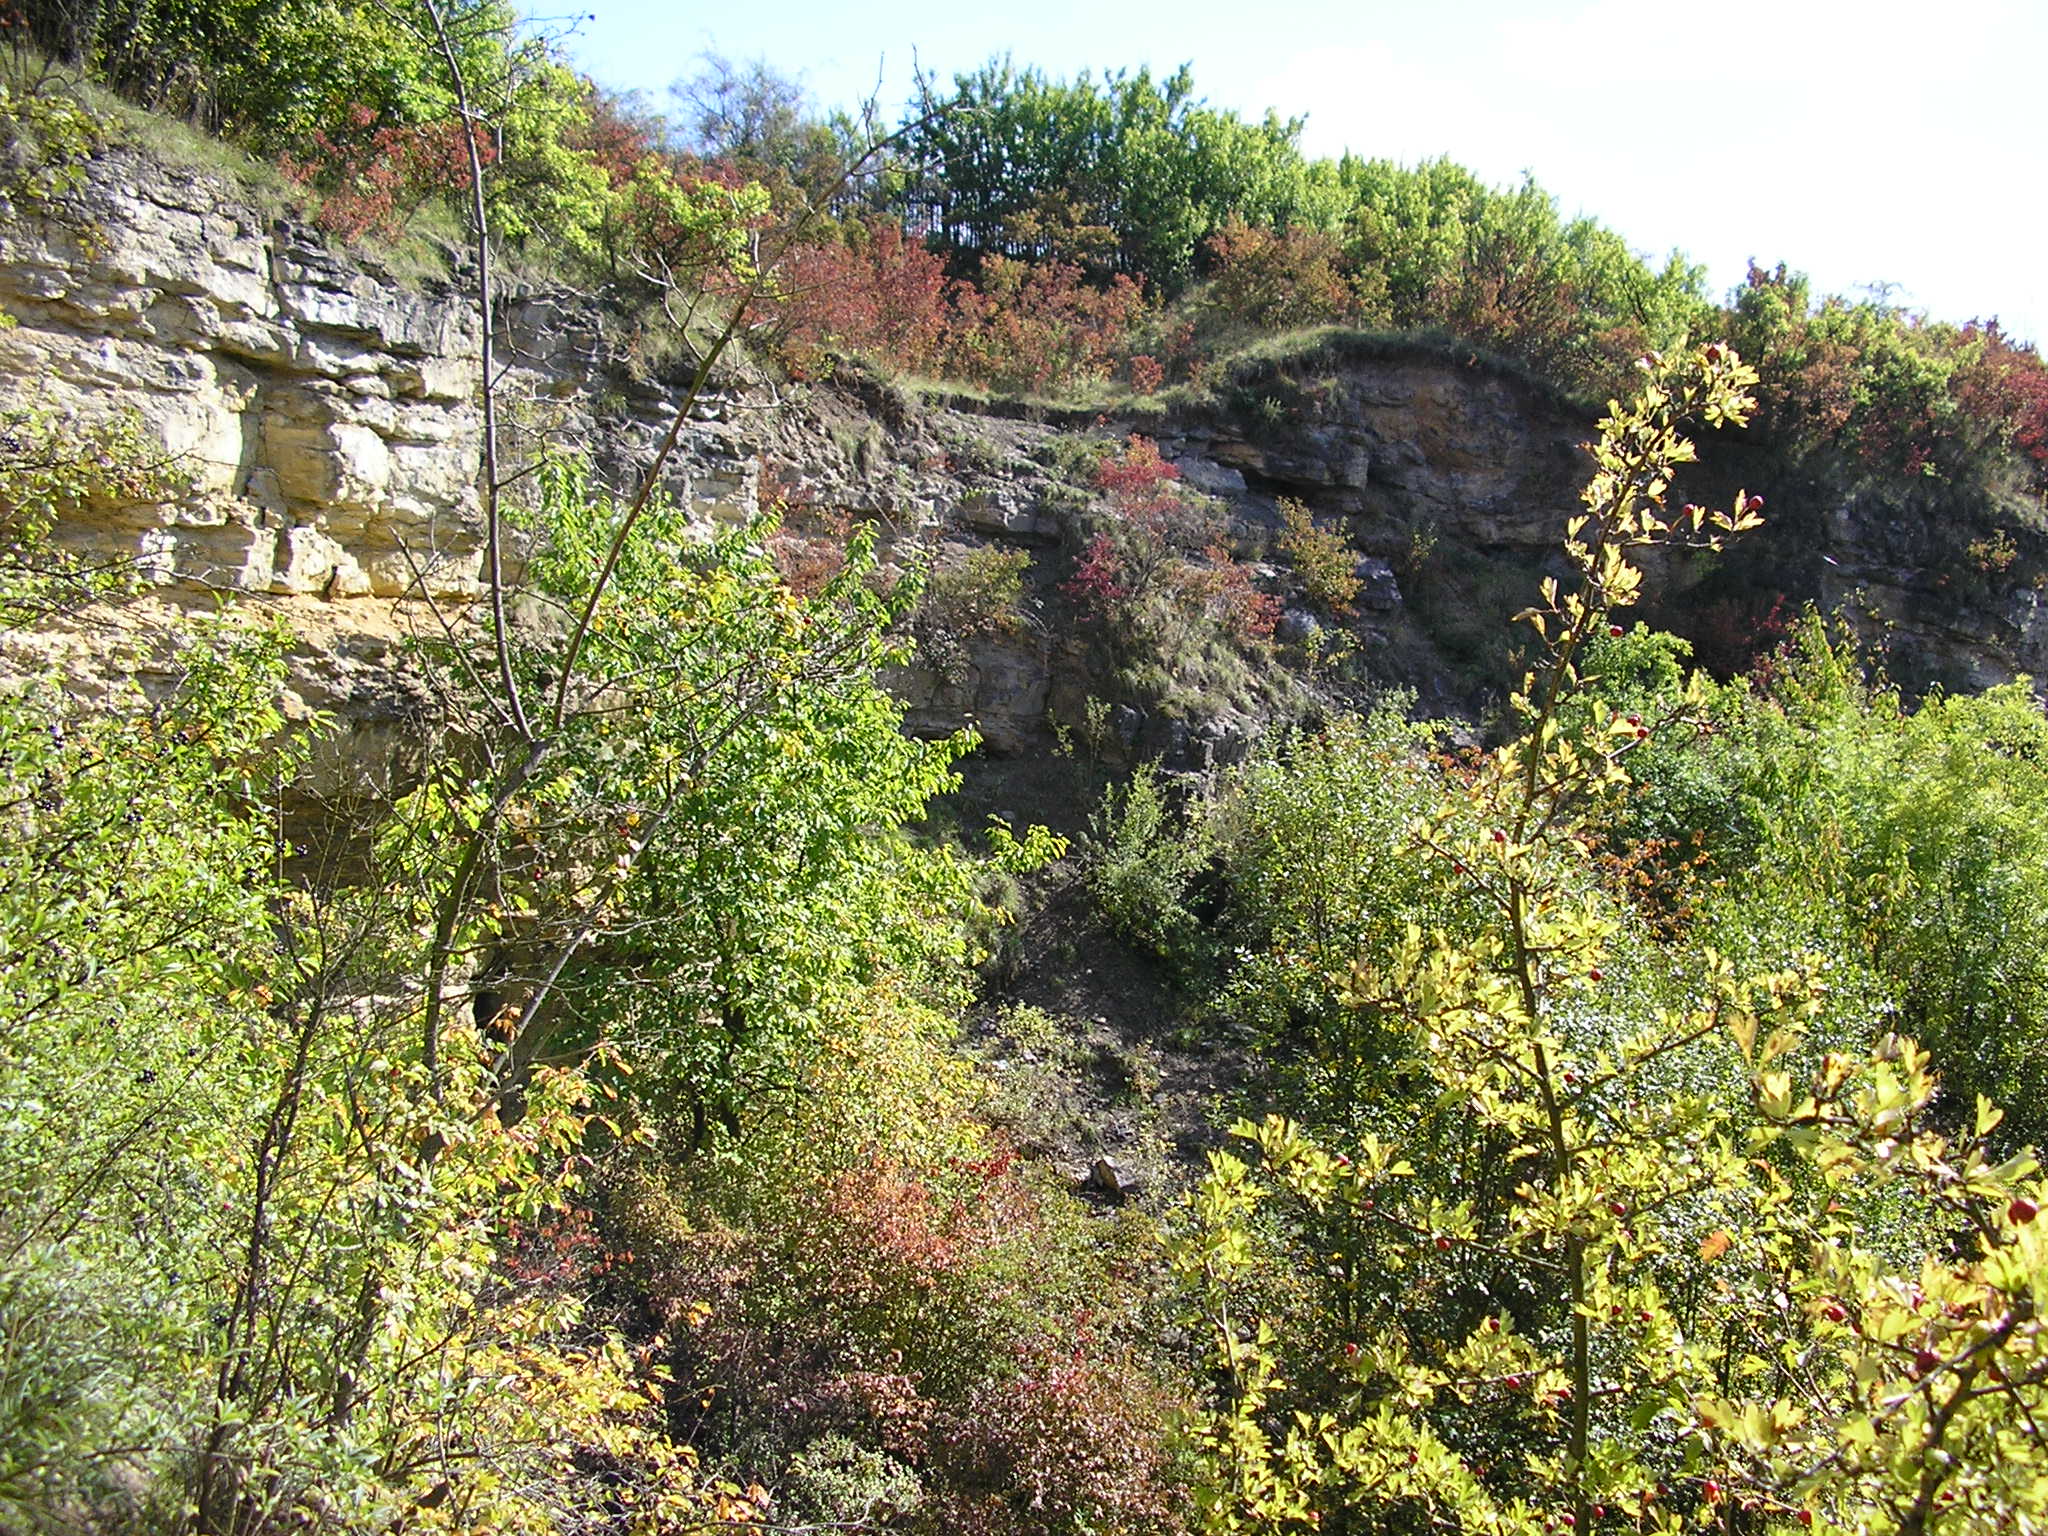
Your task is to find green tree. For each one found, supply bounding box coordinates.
[1205,703,1451,1125]
[476,457,977,1149]
[903,57,1316,292]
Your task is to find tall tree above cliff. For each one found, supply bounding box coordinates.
[671,52,810,167]
[901,56,1320,291]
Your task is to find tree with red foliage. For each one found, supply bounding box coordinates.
[1060,531,1129,618]
[1202,217,1362,332]
[1092,433,1181,502]
[1727,263,2048,488]
[278,103,497,242]
[774,236,1149,395]
[950,255,1148,395]
[1956,320,2048,489]
[1063,435,1277,649]
[773,222,957,377]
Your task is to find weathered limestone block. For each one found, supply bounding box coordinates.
[273,525,355,595]
[176,515,279,593]
[1171,454,1247,495]
[957,486,1058,542]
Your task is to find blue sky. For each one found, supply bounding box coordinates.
[566,0,2046,346]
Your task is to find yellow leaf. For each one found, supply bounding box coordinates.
[1977,1094,2006,1138]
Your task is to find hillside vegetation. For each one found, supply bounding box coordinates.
[7,7,2048,1536]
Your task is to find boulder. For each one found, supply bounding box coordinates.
[1088,1156,1144,1199]
[1275,607,1321,644]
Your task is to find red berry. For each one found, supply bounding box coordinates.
[1635,727,1650,740]
[1608,624,1624,637]
[1746,494,1765,513]
[1587,969,1603,983]
[2010,1196,2038,1225]
[1561,1516,1575,1529]
[1504,1375,1521,1389]
[1492,829,1507,844]
[1915,1349,1941,1376]
[1436,1236,1453,1251]
[1608,1201,1627,1217]
[1343,1342,1360,1359]
[1704,343,1724,363]
[1799,1513,1813,1529]
[1823,1303,1847,1323]
[1703,1481,1721,1503]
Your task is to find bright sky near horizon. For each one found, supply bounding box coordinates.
[565,0,2046,347]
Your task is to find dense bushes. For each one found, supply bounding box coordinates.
[1338,161,1709,386]
[1601,615,2048,1147]
[773,223,1145,393]
[0,614,739,1533]
[1731,262,2048,490]
[780,109,1711,403]
[618,987,1185,1536]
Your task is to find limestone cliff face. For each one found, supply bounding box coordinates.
[1154,345,2048,707]
[0,144,1212,773]
[0,150,483,603]
[6,146,2042,791]
[0,148,1067,777]
[1170,359,1590,547]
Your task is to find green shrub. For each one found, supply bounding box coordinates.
[1205,703,1453,1121]
[0,70,102,208]
[1274,497,1359,613]
[1612,613,2048,1144]
[1082,763,1213,966]
[922,544,1033,639]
